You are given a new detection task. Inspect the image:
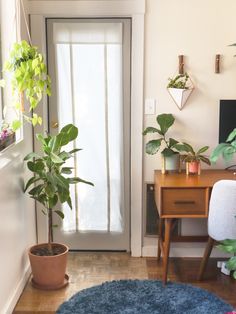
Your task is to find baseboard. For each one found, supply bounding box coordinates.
[142,244,231,258]
[3,263,31,314]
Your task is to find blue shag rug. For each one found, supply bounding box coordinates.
[56,279,233,314]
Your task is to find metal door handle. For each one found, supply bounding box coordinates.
[51,121,58,128]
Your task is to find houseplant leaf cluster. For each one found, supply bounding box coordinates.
[3,40,51,130]
[175,142,211,165]
[210,128,236,162]
[217,239,236,279]
[167,73,190,89]
[143,113,179,157]
[24,123,93,251]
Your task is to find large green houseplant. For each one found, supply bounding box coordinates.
[1,40,51,131]
[210,128,236,279]
[24,123,93,289]
[143,113,181,173]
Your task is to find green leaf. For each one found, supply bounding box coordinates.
[67,196,72,209]
[58,188,69,203]
[24,176,41,192]
[181,142,195,154]
[226,128,236,142]
[197,146,209,155]
[12,120,22,131]
[60,124,78,142]
[142,127,160,136]
[54,173,69,190]
[226,256,236,271]
[48,194,58,208]
[210,143,230,163]
[54,210,64,220]
[28,184,44,196]
[156,114,175,135]
[145,139,162,155]
[162,148,176,157]
[169,138,178,148]
[199,155,211,165]
[68,177,94,186]
[61,167,73,174]
[50,152,64,164]
[24,152,41,161]
[69,148,82,154]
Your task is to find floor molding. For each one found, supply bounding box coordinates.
[3,263,31,314]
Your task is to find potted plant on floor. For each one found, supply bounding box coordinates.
[24,123,93,290]
[175,142,211,174]
[143,113,181,174]
[211,128,236,279]
[167,73,194,110]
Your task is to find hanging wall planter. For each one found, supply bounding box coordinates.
[167,87,194,110]
[167,73,194,110]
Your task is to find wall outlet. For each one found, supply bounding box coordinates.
[145,98,156,115]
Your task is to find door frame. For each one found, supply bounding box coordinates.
[29,0,145,257]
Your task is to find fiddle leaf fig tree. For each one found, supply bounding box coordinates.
[3,40,51,130]
[143,113,179,157]
[24,124,93,253]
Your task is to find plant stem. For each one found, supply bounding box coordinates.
[48,207,53,255]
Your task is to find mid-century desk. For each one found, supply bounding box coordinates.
[154,169,236,284]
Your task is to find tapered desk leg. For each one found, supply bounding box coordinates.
[162,218,172,285]
[198,236,215,281]
[157,218,163,261]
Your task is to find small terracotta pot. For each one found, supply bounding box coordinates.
[28,243,69,290]
[186,161,201,175]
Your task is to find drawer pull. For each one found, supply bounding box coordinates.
[174,200,195,205]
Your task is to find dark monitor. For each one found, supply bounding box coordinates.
[219,100,236,143]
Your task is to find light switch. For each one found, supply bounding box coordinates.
[145,98,156,115]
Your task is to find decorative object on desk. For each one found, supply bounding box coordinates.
[1,40,51,131]
[210,129,236,280]
[24,124,93,290]
[0,125,15,151]
[143,113,181,174]
[56,279,233,314]
[167,72,194,110]
[175,142,211,175]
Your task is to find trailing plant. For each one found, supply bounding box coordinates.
[167,73,190,89]
[175,142,211,165]
[1,40,51,131]
[24,124,93,254]
[143,113,180,157]
[210,128,236,163]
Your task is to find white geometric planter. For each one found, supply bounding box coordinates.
[167,87,194,110]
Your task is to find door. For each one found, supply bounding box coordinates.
[46,18,131,250]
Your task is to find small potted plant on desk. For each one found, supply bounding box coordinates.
[210,128,236,279]
[0,124,15,151]
[175,142,211,175]
[24,124,93,290]
[143,113,181,174]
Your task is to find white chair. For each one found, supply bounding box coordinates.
[198,179,236,280]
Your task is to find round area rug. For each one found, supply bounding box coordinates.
[56,280,233,314]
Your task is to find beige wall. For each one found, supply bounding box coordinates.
[0,0,36,313]
[144,0,236,181]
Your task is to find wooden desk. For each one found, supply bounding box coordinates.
[154,169,236,284]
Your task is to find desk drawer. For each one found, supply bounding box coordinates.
[162,188,207,216]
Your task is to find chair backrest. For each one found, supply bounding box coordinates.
[208,179,236,241]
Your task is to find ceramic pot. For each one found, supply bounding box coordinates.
[186,161,201,175]
[161,153,180,174]
[28,242,69,290]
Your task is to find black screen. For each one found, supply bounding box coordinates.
[219,100,236,143]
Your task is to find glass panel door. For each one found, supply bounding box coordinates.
[46,18,131,250]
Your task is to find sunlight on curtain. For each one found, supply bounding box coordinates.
[54,22,124,233]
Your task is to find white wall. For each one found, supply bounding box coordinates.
[0,0,37,313]
[143,0,236,256]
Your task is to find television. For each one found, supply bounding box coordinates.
[219,100,236,143]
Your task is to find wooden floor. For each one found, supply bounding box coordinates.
[13,252,236,313]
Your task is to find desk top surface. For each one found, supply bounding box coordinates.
[154,169,236,188]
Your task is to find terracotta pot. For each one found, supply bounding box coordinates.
[186,161,201,175]
[28,242,69,290]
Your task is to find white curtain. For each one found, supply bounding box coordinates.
[54,22,124,233]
